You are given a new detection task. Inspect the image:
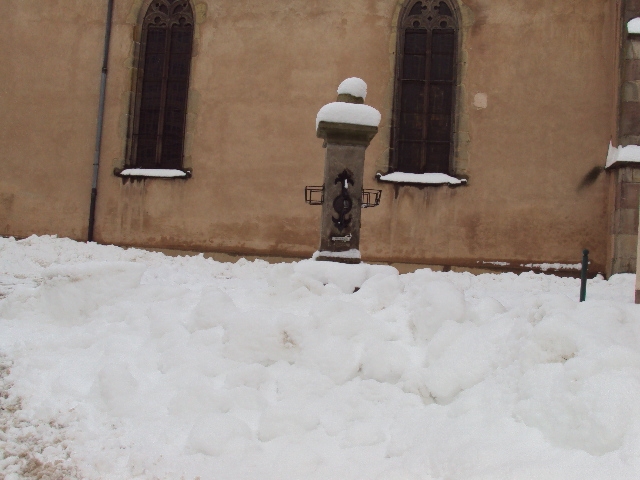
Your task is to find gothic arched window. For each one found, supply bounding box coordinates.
[391,0,458,174]
[130,0,194,169]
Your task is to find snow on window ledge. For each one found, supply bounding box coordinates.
[629,18,640,35]
[376,172,467,186]
[604,142,640,169]
[114,168,192,179]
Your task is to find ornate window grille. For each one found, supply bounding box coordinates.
[129,0,194,169]
[390,0,458,174]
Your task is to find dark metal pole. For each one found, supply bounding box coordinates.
[88,0,115,242]
[580,249,589,302]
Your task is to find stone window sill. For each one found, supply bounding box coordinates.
[114,168,192,179]
[604,161,640,170]
[376,172,467,187]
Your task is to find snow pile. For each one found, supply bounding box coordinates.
[0,355,81,478]
[480,261,583,272]
[629,18,640,34]
[481,261,510,267]
[377,171,466,185]
[605,142,640,168]
[522,262,582,271]
[119,169,187,178]
[313,249,362,261]
[1,236,640,479]
[337,77,367,100]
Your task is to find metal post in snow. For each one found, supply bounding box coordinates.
[580,249,589,302]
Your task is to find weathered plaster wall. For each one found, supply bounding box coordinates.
[0,1,105,240]
[362,0,619,273]
[0,0,620,274]
[96,0,400,256]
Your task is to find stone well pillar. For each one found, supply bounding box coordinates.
[313,78,380,264]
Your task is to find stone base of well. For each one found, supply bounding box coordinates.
[315,255,361,265]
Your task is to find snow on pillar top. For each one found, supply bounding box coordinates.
[316,78,381,130]
[337,77,367,101]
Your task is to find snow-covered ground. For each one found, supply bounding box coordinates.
[1,235,640,479]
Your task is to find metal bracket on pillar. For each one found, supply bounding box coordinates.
[361,189,381,208]
[304,186,324,205]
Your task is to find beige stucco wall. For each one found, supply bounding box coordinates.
[0,1,106,240]
[0,0,621,273]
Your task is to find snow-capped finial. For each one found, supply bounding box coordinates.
[337,77,367,101]
[316,77,380,129]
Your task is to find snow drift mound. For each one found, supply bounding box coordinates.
[1,235,640,479]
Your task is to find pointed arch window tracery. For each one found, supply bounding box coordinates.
[391,0,458,175]
[130,0,194,169]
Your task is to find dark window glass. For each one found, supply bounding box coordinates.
[400,114,425,140]
[408,2,424,16]
[392,0,457,175]
[404,30,428,55]
[436,2,453,17]
[400,81,426,114]
[130,1,194,169]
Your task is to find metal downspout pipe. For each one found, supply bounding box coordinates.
[88,0,115,242]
